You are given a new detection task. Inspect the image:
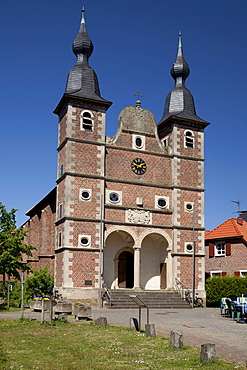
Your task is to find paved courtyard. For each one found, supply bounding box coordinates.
[1,307,246,366]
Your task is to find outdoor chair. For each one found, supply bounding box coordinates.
[230,301,241,321]
[220,297,229,316]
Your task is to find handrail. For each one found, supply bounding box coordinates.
[101,274,112,306]
[174,278,191,300]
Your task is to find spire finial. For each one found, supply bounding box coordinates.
[170,32,190,81]
[81,6,85,23]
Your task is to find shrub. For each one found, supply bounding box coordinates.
[205,276,247,306]
[9,267,54,308]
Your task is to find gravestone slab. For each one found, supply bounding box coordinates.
[200,343,216,362]
[95,317,108,327]
[145,324,156,338]
[170,330,183,348]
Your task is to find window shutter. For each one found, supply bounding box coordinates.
[222,272,227,276]
[226,243,231,256]
[209,243,214,257]
[234,271,240,277]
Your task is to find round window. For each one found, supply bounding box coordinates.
[80,237,89,246]
[135,137,142,148]
[109,192,120,203]
[81,190,90,200]
[158,198,167,208]
[186,203,193,212]
[186,244,193,253]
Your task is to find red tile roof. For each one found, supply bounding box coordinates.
[205,217,247,242]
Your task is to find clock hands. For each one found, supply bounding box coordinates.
[131,158,147,175]
[132,162,144,168]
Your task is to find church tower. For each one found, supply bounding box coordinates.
[158,34,209,294]
[54,10,111,303]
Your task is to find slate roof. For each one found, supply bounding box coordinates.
[65,9,110,104]
[205,217,247,242]
[159,34,208,125]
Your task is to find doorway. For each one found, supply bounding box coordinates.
[160,263,167,289]
[118,251,134,288]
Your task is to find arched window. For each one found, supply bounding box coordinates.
[184,130,194,149]
[80,110,94,131]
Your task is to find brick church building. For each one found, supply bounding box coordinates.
[23,10,210,304]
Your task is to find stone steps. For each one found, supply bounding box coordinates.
[105,290,191,309]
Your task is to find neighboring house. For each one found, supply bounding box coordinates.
[22,9,210,304]
[205,216,247,278]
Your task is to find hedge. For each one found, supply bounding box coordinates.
[205,276,247,306]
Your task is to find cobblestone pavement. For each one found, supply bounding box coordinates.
[1,308,246,366]
[91,307,247,366]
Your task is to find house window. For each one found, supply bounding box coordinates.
[240,271,247,278]
[210,271,222,277]
[80,110,94,131]
[215,243,225,257]
[59,204,63,219]
[184,130,194,148]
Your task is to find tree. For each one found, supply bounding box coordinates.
[0,202,35,297]
[25,267,54,298]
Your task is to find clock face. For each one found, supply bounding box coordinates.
[131,158,146,175]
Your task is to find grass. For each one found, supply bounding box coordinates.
[0,319,244,370]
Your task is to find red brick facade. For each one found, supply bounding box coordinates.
[22,14,210,304]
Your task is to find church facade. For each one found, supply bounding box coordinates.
[23,10,210,304]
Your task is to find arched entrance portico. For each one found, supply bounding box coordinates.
[104,226,172,290]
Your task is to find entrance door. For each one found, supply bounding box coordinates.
[118,251,134,288]
[160,263,167,289]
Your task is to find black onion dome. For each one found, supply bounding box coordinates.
[65,9,108,103]
[159,33,206,124]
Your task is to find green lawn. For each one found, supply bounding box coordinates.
[0,319,244,370]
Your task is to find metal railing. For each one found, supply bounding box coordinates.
[101,274,112,306]
[174,278,191,300]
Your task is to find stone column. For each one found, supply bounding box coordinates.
[134,247,141,289]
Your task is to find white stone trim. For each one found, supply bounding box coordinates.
[63,250,73,288]
[106,189,122,205]
[78,234,91,247]
[155,195,169,210]
[132,134,145,150]
[80,188,92,201]
[80,109,94,132]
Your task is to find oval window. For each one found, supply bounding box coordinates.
[186,203,193,212]
[158,198,167,208]
[186,244,193,253]
[80,237,89,246]
[135,137,142,148]
[109,192,119,203]
[81,190,90,200]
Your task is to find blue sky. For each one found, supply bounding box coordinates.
[0,0,246,230]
